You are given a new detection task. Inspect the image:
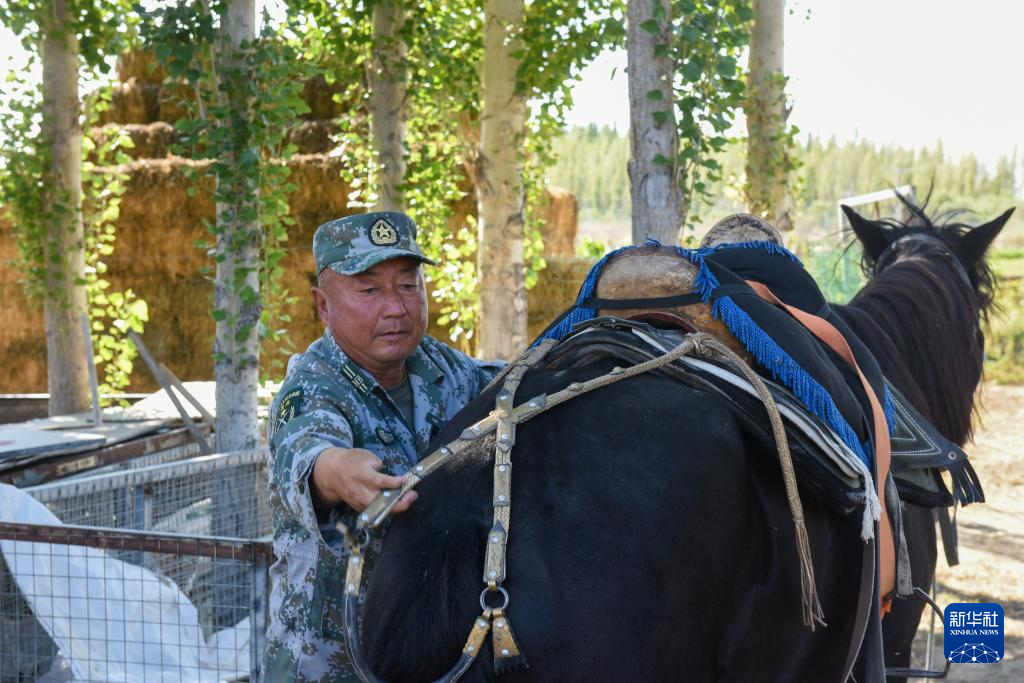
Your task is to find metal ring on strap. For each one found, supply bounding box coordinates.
[480,586,510,612]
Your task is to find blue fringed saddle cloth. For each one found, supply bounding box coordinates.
[534,240,982,511]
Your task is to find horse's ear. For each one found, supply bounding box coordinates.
[958,208,1014,265]
[841,205,890,260]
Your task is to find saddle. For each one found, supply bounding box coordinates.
[568,232,981,512]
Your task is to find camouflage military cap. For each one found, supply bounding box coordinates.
[313,211,437,276]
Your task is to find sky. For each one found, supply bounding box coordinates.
[564,0,1024,169]
[2,1,1021,169]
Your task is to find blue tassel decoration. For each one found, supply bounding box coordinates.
[708,293,872,470]
[535,239,874,470]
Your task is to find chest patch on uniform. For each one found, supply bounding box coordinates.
[275,388,303,431]
[376,427,395,445]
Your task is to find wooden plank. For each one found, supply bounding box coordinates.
[0,425,208,486]
[0,425,106,463]
[0,520,273,561]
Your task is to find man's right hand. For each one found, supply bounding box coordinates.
[309,447,418,513]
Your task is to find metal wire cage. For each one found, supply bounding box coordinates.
[0,449,272,682]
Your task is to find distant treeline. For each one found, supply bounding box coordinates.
[549,125,1023,241]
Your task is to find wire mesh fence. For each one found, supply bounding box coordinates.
[24,450,270,539]
[0,449,272,682]
[80,439,206,479]
[0,522,270,682]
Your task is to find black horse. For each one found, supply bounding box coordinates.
[834,198,1011,677]
[362,197,1010,682]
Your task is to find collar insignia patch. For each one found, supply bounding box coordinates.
[369,218,400,246]
[341,363,372,396]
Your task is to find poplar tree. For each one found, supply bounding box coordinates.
[626,0,682,245]
[367,0,408,211]
[40,0,90,414]
[0,0,131,415]
[211,0,261,453]
[744,0,792,229]
[476,0,528,359]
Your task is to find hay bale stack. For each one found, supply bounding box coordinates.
[0,46,585,390]
[97,77,160,126]
[99,159,216,388]
[526,255,593,340]
[286,154,353,235]
[301,74,346,121]
[156,81,193,125]
[109,154,357,388]
[90,123,178,160]
[0,213,47,392]
[111,158,214,278]
[286,120,341,155]
[539,186,578,256]
[263,154,358,365]
[116,50,167,85]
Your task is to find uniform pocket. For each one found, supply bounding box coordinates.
[316,526,348,642]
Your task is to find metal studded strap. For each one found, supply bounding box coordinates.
[481,340,557,672]
[338,334,736,683]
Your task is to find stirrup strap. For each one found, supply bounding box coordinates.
[746,280,896,613]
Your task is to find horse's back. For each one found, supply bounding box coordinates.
[366,366,863,682]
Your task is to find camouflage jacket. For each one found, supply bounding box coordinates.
[262,329,503,681]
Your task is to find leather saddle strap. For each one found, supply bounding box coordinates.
[746,280,896,610]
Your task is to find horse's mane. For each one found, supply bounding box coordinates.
[833,194,995,445]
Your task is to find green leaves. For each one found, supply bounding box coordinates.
[639,19,660,34]
[137,6,312,381]
[669,0,754,227]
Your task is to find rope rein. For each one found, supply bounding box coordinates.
[338,330,822,683]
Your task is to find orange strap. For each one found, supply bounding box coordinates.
[745,280,895,614]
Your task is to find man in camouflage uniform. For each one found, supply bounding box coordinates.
[262,211,504,681]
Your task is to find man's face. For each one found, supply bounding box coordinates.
[312,257,428,381]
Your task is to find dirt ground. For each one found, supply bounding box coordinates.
[908,382,1024,681]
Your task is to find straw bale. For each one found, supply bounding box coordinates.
[90,123,178,160]
[0,213,48,392]
[285,154,353,238]
[526,255,593,340]
[286,120,341,155]
[97,78,160,126]
[0,147,584,390]
[302,74,346,120]
[108,159,214,281]
[157,81,196,125]
[116,50,167,85]
[118,271,215,391]
[539,186,578,256]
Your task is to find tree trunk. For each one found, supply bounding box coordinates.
[211,0,259,628]
[744,0,791,229]
[627,0,682,245]
[367,0,407,211]
[213,0,260,454]
[41,0,90,416]
[475,0,527,360]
